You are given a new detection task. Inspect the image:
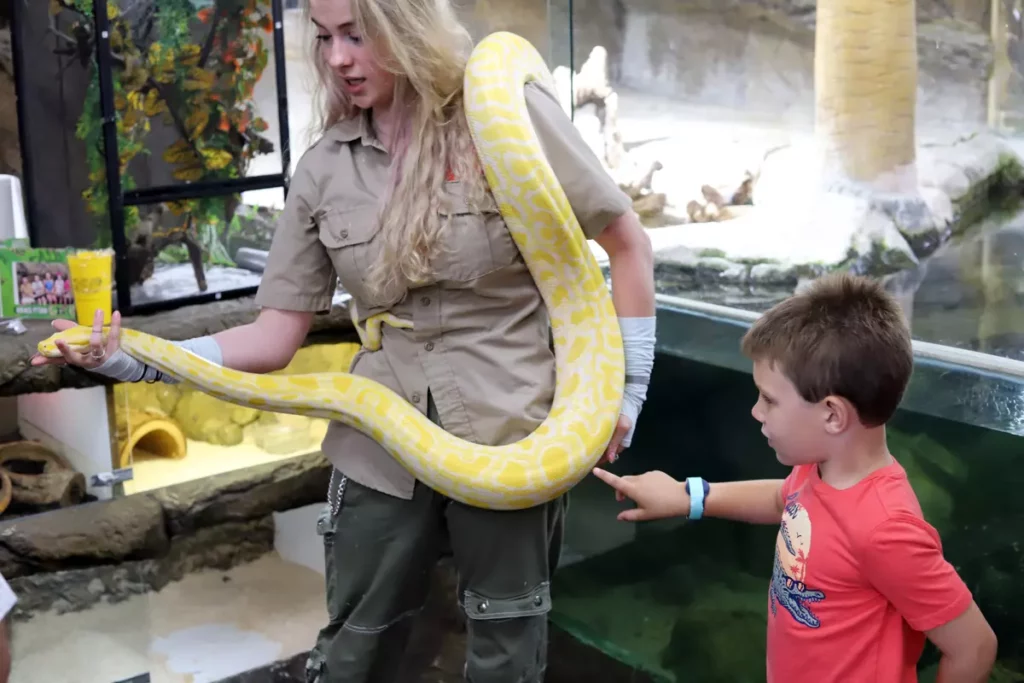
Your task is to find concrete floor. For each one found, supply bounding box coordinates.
[9,552,328,683]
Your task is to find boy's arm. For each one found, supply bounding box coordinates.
[590,468,785,524]
[861,515,997,683]
[927,602,998,683]
[703,479,786,524]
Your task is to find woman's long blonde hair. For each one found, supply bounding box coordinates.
[304,0,490,306]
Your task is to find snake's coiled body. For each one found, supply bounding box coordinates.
[39,32,625,510]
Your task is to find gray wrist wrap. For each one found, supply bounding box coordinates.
[91,336,223,384]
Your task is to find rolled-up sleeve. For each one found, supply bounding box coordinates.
[254,149,337,313]
[524,81,633,240]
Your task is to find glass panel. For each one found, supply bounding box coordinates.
[455,0,555,63]
[653,303,1024,438]
[552,349,1024,680]
[113,336,356,494]
[547,0,573,116]
[281,0,318,166]
[121,187,284,308]
[566,0,1024,370]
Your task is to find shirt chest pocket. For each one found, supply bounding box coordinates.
[433,180,522,284]
[317,205,382,304]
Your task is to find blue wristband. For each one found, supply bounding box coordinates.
[685,477,709,520]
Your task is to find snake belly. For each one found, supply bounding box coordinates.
[39,31,626,511]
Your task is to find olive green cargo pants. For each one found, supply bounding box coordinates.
[305,398,567,683]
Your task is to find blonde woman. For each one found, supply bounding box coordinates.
[33,0,656,679]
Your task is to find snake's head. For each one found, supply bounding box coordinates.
[36,325,107,358]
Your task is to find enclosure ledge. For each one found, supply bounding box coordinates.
[0,294,356,397]
[2,450,330,617]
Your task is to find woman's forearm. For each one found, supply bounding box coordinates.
[213,308,315,373]
[595,212,656,448]
[80,307,315,384]
[603,214,655,317]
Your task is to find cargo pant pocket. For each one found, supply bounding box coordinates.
[462,581,551,683]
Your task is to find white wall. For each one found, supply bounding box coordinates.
[17,386,115,500]
[272,502,325,576]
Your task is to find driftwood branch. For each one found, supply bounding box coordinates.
[0,442,86,510]
[120,205,209,292]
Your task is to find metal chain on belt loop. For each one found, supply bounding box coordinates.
[327,468,348,518]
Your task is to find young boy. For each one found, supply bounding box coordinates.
[592,272,997,683]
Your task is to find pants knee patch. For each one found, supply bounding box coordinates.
[462,583,550,682]
[463,581,551,621]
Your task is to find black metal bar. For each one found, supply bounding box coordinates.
[568,0,574,122]
[270,0,292,192]
[9,0,38,245]
[127,285,259,316]
[122,173,287,206]
[92,0,132,313]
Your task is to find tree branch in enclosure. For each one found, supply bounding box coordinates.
[554,46,667,221]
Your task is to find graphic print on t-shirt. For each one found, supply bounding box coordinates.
[770,490,826,628]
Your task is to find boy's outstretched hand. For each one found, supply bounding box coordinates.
[591,468,691,522]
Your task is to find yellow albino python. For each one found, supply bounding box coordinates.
[38,32,625,511]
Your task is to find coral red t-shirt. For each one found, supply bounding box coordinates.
[766,460,973,683]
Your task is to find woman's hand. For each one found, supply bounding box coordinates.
[30,309,123,370]
[600,414,632,464]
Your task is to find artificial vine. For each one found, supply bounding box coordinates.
[50,0,275,275]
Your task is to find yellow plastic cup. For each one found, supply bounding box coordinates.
[67,249,114,325]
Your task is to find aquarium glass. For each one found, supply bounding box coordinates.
[552,341,1024,682]
[110,337,357,496]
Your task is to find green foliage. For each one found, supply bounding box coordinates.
[55,0,276,266]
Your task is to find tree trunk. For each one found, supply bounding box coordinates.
[814,0,919,192]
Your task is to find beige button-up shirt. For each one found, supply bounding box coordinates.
[254,81,632,499]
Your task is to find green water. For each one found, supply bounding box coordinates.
[551,352,1024,683]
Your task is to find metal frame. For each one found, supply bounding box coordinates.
[92,0,292,315]
[567,0,574,122]
[9,0,39,245]
[544,0,573,121]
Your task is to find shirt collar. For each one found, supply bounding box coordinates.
[325,110,385,151]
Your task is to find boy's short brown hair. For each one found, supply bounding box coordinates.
[740,272,913,427]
